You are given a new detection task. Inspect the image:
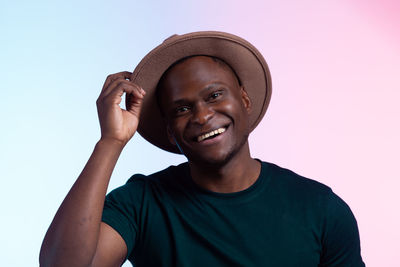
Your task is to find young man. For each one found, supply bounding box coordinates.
[40,32,365,266]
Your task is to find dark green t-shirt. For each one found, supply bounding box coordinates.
[102,161,364,266]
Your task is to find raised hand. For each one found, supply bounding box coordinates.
[96,71,146,146]
[40,71,145,266]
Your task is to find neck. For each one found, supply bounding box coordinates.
[188,143,261,193]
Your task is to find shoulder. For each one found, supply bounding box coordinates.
[259,161,360,226]
[107,162,189,198]
[125,162,188,189]
[262,162,362,245]
[261,161,333,198]
[128,162,188,183]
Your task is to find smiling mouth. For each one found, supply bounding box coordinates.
[197,127,226,142]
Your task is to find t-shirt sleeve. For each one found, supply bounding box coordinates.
[101,175,146,258]
[319,190,365,267]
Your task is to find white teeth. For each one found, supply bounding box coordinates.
[197,127,226,142]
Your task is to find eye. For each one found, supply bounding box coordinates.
[208,91,222,101]
[175,106,190,115]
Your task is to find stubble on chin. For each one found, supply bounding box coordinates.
[185,133,250,168]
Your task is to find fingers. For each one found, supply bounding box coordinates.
[98,72,145,104]
[97,83,144,115]
[101,71,132,95]
[125,86,146,117]
[96,72,146,145]
[107,79,143,97]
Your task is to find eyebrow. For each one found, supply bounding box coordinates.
[203,83,222,91]
[171,83,226,105]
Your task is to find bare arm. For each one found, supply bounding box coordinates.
[39,72,146,266]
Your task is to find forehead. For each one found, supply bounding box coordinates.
[173,56,239,81]
[158,56,239,96]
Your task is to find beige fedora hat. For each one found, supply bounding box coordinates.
[129,31,272,154]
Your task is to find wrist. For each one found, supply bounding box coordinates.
[97,137,126,151]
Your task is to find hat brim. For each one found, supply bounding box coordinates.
[130,31,272,154]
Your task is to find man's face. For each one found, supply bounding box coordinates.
[158,56,252,165]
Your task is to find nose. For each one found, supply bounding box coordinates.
[191,103,214,125]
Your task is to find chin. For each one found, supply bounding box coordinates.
[181,134,250,167]
[185,147,237,167]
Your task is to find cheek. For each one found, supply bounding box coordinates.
[219,98,246,119]
[217,97,236,112]
[168,118,188,139]
[227,100,251,130]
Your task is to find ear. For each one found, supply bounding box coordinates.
[240,86,252,113]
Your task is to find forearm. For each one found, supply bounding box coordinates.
[40,139,124,267]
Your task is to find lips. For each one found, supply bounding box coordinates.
[197,127,226,142]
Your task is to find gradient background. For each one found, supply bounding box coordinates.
[1,0,399,266]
